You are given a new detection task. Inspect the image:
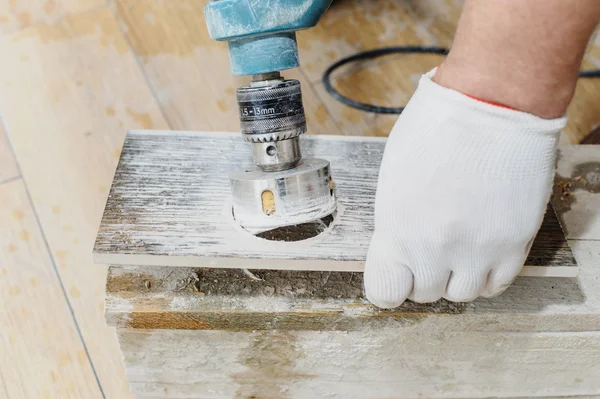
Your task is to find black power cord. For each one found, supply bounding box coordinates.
[322,45,600,114]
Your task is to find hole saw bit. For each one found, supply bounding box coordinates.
[204,0,336,234]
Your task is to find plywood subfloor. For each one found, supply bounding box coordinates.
[1,0,600,397]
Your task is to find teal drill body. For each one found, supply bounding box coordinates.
[204,0,332,76]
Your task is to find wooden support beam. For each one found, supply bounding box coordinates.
[117,328,600,399]
[104,238,599,333]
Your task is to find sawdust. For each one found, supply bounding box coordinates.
[108,266,467,315]
[192,267,363,299]
[552,161,600,226]
[256,214,334,242]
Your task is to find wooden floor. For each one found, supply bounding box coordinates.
[1,1,600,397]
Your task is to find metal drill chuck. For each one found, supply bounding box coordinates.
[237,78,306,171]
[236,79,306,143]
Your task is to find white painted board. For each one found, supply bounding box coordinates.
[93,131,577,276]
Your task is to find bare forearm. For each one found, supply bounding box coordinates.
[435,0,600,118]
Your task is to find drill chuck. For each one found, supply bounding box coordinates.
[236,78,306,171]
[236,79,306,143]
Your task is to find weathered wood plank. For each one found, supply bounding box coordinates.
[104,240,600,333]
[0,7,168,398]
[0,179,102,398]
[116,328,600,399]
[94,130,577,276]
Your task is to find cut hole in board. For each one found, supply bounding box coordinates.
[255,213,335,242]
[230,203,337,242]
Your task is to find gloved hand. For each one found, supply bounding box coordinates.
[364,69,566,308]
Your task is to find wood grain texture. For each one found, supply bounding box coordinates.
[94,130,576,276]
[298,0,456,137]
[0,7,169,398]
[0,179,102,399]
[297,0,600,144]
[0,0,102,34]
[0,123,19,183]
[117,328,600,399]
[296,0,459,83]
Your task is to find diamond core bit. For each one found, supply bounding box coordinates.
[230,158,336,235]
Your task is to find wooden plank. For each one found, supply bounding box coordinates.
[104,239,600,332]
[0,7,169,398]
[0,0,102,34]
[112,0,340,135]
[116,328,600,399]
[94,130,577,276]
[0,123,19,183]
[0,179,102,399]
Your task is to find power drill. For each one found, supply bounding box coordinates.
[204,0,336,234]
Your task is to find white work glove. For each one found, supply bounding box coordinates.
[364,69,566,308]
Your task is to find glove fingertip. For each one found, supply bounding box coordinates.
[364,243,413,309]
